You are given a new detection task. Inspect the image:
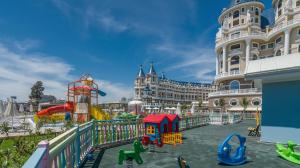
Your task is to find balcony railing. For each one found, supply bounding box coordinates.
[215,70,241,79]
[208,88,261,97]
[216,19,300,47]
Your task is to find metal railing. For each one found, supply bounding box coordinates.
[208,88,261,97]
[215,70,241,79]
[23,114,243,168]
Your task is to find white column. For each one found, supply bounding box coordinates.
[222,46,226,73]
[284,29,290,55]
[245,39,251,67]
[215,57,219,75]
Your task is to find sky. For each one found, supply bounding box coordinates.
[0,0,272,102]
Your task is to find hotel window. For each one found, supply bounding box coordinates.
[231,44,240,50]
[298,45,300,53]
[297,0,300,7]
[230,80,240,90]
[147,125,155,134]
[298,29,300,35]
[241,8,245,13]
[229,13,232,17]
[268,43,274,49]
[230,56,240,65]
[236,0,240,4]
[229,99,239,106]
[252,98,262,106]
[278,0,282,16]
[233,10,240,19]
[252,43,259,48]
[255,8,259,15]
[251,6,254,12]
[260,44,266,50]
[276,37,282,44]
[255,17,259,23]
[214,99,219,106]
[241,19,244,24]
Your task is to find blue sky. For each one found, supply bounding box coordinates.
[0,0,272,102]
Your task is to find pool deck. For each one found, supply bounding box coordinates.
[99,120,298,168]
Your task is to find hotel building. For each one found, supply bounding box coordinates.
[134,64,217,107]
[209,0,300,113]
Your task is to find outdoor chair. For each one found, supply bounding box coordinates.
[248,124,260,137]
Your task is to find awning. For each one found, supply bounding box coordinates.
[227,106,261,111]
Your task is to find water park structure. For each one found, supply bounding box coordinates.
[35,74,110,123]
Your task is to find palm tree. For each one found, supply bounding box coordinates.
[198,98,203,112]
[241,97,249,119]
[219,98,225,113]
[0,122,10,137]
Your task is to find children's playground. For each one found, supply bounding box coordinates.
[100,120,297,168]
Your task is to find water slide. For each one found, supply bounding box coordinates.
[36,102,74,117]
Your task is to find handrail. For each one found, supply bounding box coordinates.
[23,114,244,167]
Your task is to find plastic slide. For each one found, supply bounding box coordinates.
[36,102,74,117]
[91,106,111,120]
[70,86,106,97]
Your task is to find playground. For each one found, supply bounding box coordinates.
[100,120,298,168]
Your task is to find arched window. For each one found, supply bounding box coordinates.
[233,10,240,19]
[276,50,282,56]
[230,80,240,90]
[252,98,262,106]
[229,98,239,106]
[255,8,259,15]
[231,56,240,65]
[278,0,283,16]
[252,54,258,60]
[236,0,240,4]
[297,0,300,7]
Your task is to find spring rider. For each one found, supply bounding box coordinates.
[217,133,247,166]
[118,140,147,167]
[276,141,300,165]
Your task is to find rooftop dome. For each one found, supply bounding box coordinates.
[227,0,262,9]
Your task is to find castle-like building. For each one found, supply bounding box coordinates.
[208,0,300,113]
[134,64,217,106]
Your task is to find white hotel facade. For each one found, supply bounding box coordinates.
[208,0,300,113]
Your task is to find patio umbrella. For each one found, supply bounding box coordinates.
[19,104,24,113]
[176,103,181,115]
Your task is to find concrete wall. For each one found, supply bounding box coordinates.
[261,80,300,144]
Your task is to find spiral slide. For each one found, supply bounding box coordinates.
[36,102,74,117]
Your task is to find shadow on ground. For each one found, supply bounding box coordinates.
[99,120,298,168]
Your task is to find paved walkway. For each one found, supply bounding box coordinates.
[99,120,298,168]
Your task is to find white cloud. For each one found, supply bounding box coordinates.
[153,42,216,82]
[0,41,132,102]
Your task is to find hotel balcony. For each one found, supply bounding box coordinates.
[216,18,300,48]
[215,70,243,81]
[208,88,262,98]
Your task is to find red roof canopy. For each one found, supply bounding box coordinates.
[143,114,168,124]
[166,114,180,121]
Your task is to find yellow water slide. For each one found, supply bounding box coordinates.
[91,106,111,120]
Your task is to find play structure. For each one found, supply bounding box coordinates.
[276,141,300,165]
[218,133,247,166]
[177,156,190,168]
[248,109,261,136]
[118,140,147,167]
[35,75,110,123]
[142,114,182,148]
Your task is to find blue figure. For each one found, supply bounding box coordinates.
[65,112,71,121]
[217,133,247,166]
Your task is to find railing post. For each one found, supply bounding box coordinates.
[92,120,96,147]
[38,141,50,168]
[75,125,81,166]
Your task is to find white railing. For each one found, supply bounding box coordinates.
[216,19,300,47]
[215,70,241,79]
[208,88,261,97]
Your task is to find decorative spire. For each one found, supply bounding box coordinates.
[137,65,145,78]
[148,62,157,75]
[161,72,166,79]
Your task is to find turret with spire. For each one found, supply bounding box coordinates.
[137,65,145,78]
[147,62,158,84]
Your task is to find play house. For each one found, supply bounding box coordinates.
[142,114,182,147]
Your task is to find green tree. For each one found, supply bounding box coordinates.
[29,81,45,104]
[241,97,249,119]
[219,98,225,112]
[198,98,203,112]
[0,122,10,137]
